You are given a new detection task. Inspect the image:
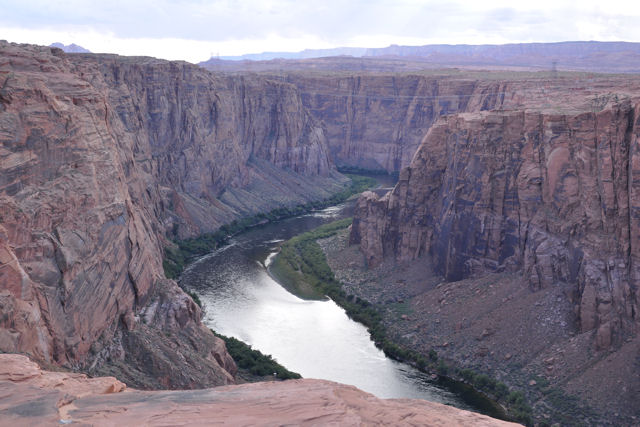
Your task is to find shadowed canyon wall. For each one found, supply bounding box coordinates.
[351,104,640,347]
[280,72,640,174]
[82,54,337,237]
[0,42,342,386]
[286,74,489,172]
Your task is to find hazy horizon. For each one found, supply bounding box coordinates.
[3,0,640,63]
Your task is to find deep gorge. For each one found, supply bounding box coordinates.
[1,41,640,425]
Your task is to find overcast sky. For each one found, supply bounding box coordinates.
[2,0,640,63]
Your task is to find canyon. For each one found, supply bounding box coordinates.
[2,39,640,425]
[0,41,345,389]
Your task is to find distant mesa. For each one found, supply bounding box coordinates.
[50,42,91,53]
[219,47,370,61]
[201,41,640,73]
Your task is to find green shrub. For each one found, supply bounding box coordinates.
[272,219,536,425]
[186,290,202,308]
[494,382,509,399]
[163,174,376,280]
[437,360,450,375]
[213,331,301,380]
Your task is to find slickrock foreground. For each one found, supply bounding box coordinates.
[0,354,517,426]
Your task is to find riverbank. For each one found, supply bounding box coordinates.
[319,228,621,426]
[164,173,377,385]
[270,220,534,425]
[212,331,301,382]
[163,174,376,280]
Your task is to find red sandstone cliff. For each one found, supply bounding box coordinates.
[345,101,640,423]
[259,71,640,175]
[0,42,342,387]
[351,105,640,347]
[78,53,339,237]
[286,74,487,172]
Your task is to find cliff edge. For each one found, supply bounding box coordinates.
[0,354,518,426]
[0,42,344,388]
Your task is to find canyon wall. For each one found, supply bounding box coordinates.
[286,74,490,172]
[269,72,637,174]
[351,104,640,346]
[0,42,343,385]
[201,61,640,175]
[199,64,518,173]
[78,54,339,238]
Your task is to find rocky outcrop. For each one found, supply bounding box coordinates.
[0,354,518,426]
[351,105,640,346]
[0,41,344,385]
[0,43,164,369]
[86,279,238,389]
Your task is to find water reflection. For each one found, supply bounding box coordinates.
[180,177,473,409]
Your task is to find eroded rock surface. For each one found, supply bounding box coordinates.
[0,41,345,386]
[216,70,640,174]
[352,106,640,345]
[0,354,518,426]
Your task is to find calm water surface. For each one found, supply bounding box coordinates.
[180,177,474,410]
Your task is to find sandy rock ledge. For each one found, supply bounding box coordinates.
[0,354,519,426]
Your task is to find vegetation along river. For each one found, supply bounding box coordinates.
[179,175,483,413]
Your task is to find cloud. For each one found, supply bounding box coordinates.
[3,0,640,59]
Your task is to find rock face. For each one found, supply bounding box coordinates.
[77,53,336,237]
[0,43,164,369]
[263,72,640,174]
[351,105,640,346]
[0,41,344,385]
[0,354,518,426]
[287,74,488,172]
[202,61,640,175]
[198,67,519,173]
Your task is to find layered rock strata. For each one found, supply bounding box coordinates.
[286,74,486,172]
[289,73,640,174]
[200,61,640,175]
[77,52,338,237]
[351,104,640,346]
[0,41,343,385]
[0,354,518,426]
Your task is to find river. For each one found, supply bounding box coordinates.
[180,177,477,412]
